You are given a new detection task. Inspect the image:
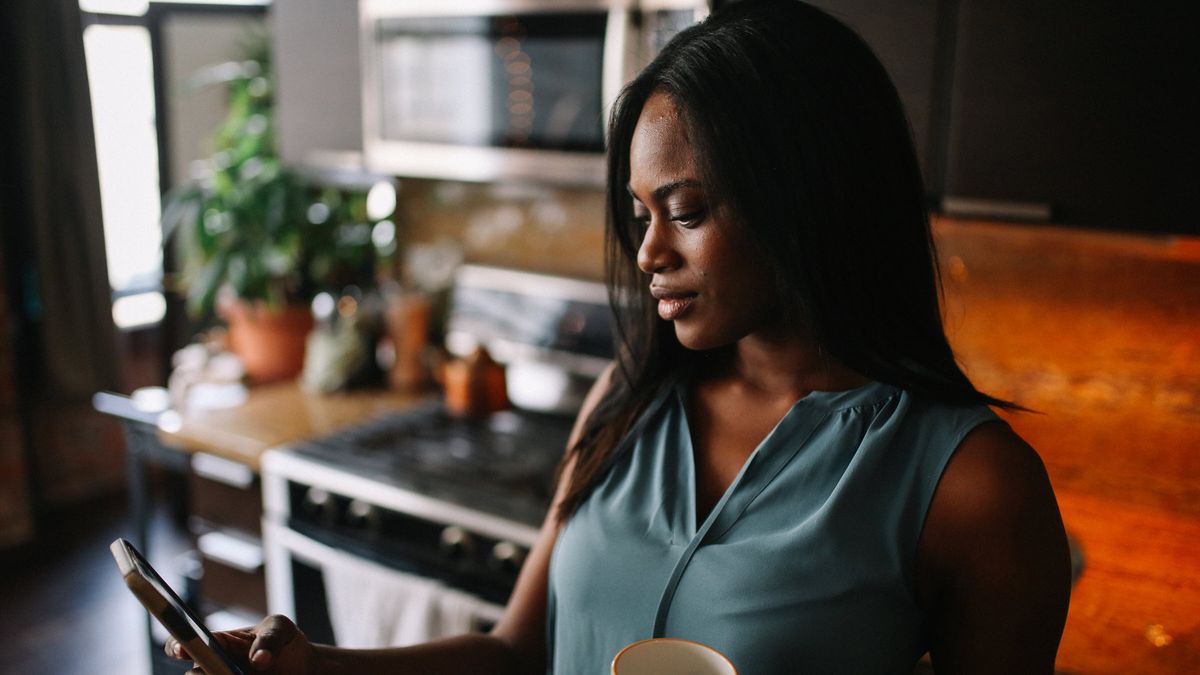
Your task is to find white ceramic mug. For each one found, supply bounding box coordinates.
[611,638,738,675]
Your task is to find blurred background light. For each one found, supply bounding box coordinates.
[365,181,397,221]
[111,292,166,329]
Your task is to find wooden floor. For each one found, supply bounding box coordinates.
[0,492,191,675]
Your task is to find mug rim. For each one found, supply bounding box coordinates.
[611,637,738,675]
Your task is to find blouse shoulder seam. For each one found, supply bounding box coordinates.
[828,387,904,413]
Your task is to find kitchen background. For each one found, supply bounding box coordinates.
[0,0,1197,674]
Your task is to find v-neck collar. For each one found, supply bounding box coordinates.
[654,382,835,636]
[678,387,786,536]
[674,377,899,537]
[674,381,834,540]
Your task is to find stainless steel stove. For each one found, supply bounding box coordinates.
[260,265,611,647]
[289,402,574,522]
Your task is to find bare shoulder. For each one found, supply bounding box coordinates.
[928,422,1055,532]
[920,421,1067,573]
[917,420,1071,673]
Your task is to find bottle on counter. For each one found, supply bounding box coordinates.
[383,289,432,392]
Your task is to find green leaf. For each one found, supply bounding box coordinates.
[160,182,202,232]
[186,250,228,318]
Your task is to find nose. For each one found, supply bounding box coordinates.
[636,220,681,274]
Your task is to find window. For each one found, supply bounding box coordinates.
[82,22,164,328]
[80,0,270,329]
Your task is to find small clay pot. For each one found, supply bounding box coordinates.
[443,346,508,417]
[223,301,314,384]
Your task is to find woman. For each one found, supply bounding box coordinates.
[172,1,1070,672]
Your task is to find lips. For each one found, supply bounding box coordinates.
[650,286,698,321]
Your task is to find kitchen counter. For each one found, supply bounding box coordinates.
[155,381,431,470]
[96,380,437,670]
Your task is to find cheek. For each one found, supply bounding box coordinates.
[719,258,778,326]
[704,236,770,301]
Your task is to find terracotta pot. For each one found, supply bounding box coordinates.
[443,346,508,417]
[223,301,314,384]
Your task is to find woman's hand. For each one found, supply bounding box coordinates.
[166,614,324,674]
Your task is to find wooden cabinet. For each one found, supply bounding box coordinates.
[747,0,1199,233]
[189,453,267,617]
[942,0,1199,233]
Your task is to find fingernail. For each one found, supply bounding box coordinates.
[172,643,182,658]
[251,649,271,667]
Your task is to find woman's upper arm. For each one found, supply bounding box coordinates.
[488,362,617,674]
[917,421,1071,675]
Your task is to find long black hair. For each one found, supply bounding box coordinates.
[557,0,1018,521]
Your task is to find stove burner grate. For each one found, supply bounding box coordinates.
[294,403,575,503]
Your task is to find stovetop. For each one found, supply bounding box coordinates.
[287,401,575,525]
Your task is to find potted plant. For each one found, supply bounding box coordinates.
[163,35,394,383]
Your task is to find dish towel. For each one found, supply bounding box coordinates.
[321,544,500,648]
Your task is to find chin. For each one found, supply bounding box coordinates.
[672,323,733,352]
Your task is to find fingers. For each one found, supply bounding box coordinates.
[166,617,301,672]
[247,614,301,669]
[166,629,255,662]
[164,637,188,660]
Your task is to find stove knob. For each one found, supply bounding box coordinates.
[303,487,336,523]
[489,541,527,574]
[346,499,379,531]
[439,526,477,561]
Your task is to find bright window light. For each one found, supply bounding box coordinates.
[112,292,167,329]
[83,25,164,301]
[151,0,270,5]
[79,0,148,15]
[78,0,269,12]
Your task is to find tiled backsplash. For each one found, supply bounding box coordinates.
[395,178,607,282]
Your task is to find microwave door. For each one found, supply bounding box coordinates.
[364,8,612,185]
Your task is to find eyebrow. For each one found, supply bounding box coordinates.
[625,179,703,203]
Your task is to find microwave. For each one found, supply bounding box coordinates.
[359,0,709,186]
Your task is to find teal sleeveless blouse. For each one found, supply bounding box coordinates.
[546,378,999,674]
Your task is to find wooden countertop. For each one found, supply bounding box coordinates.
[935,216,1200,674]
[156,381,431,470]
[1052,491,1200,673]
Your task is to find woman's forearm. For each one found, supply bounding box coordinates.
[314,633,532,675]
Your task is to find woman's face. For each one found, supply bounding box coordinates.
[629,92,778,351]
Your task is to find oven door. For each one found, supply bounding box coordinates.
[263,517,506,648]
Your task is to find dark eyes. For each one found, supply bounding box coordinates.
[669,210,706,228]
[630,209,707,230]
